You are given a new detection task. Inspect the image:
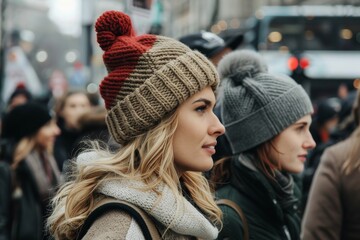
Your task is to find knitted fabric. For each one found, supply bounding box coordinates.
[77,152,219,239]
[95,11,219,144]
[218,50,313,154]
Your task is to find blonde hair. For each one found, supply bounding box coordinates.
[47,110,222,239]
[12,137,36,169]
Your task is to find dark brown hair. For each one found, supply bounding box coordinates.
[211,139,280,188]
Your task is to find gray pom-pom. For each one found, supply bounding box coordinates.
[217,50,268,83]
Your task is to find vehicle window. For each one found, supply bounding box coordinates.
[264,17,360,51]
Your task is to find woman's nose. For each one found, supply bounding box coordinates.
[210,113,225,137]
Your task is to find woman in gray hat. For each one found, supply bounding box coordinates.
[211,50,316,240]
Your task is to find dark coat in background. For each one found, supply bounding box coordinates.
[53,117,81,171]
[0,151,62,240]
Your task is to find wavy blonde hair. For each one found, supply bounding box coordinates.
[47,110,222,239]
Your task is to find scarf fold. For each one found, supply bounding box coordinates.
[25,150,63,202]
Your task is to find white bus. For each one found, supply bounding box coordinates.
[243,5,360,100]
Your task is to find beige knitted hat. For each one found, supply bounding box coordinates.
[95,11,219,144]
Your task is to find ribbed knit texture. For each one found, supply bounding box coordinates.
[95,11,219,144]
[77,152,219,239]
[218,50,313,154]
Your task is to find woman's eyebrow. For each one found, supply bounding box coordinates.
[192,98,212,105]
[294,121,310,126]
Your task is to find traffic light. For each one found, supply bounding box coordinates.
[288,54,310,83]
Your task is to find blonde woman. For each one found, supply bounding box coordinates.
[302,88,360,240]
[0,102,62,240]
[47,10,225,240]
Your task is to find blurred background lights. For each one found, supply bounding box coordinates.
[87,82,98,94]
[255,9,264,20]
[65,51,77,63]
[211,24,221,34]
[340,28,353,40]
[268,31,282,43]
[36,50,48,62]
[230,18,240,29]
[217,20,228,31]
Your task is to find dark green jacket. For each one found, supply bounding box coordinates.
[216,156,302,240]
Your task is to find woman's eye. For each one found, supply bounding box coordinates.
[195,105,207,112]
[297,125,305,131]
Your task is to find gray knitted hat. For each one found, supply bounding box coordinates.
[218,50,313,154]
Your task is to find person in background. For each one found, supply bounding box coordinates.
[211,50,316,240]
[0,82,32,137]
[72,105,120,157]
[302,92,357,211]
[0,102,62,240]
[47,10,225,240]
[179,31,243,66]
[53,90,91,171]
[301,87,360,240]
[310,98,341,146]
[6,82,32,112]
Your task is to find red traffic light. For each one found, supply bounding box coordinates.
[288,56,298,71]
[299,57,310,69]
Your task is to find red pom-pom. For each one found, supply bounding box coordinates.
[95,11,135,51]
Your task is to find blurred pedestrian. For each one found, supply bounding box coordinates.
[53,90,91,170]
[6,82,32,112]
[302,92,357,211]
[211,50,316,240]
[47,10,225,240]
[72,105,120,157]
[301,87,360,240]
[0,82,32,137]
[0,102,62,240]
[310,98,341,146]
[179,31,243,66]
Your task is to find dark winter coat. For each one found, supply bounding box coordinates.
[54,119,80,171]
[0,151,62,240]
[216,155,302,240]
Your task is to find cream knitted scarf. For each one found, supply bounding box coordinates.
[77,151,218,239]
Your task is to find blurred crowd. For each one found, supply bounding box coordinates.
[0,10,360,240]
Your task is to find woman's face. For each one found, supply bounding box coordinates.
[35,119,61,150]
[173,86,225,174]
[60,93,91,129]
[269,114,316,173]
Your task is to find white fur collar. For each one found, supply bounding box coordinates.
[77,152,218,239]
